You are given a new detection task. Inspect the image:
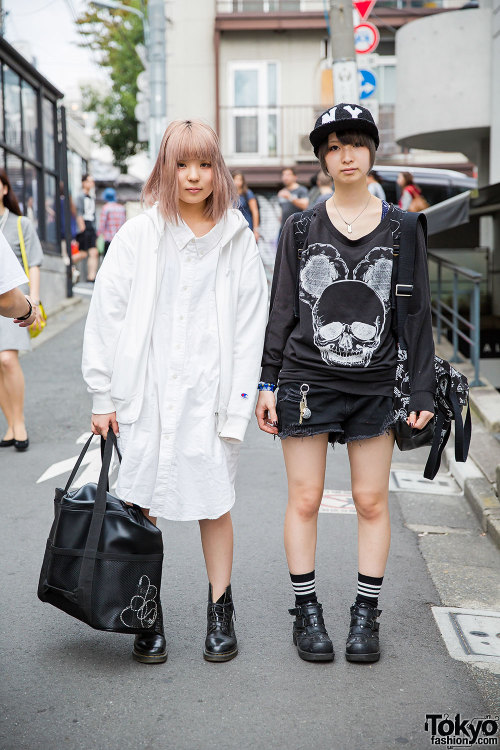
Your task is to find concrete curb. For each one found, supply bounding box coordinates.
[444,447,500,550]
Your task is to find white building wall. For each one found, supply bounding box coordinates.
[219,31,325,163]
[395,9,491,169]
[165,0,216,126]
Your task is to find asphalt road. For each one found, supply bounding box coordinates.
[0,305,497,750]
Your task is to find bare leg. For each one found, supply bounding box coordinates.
[0,366,14,439]
[199,511,233,601]
[282,434,329,574]
[0,351,26,441]
[87,247,99,281]
[347,432,394,578]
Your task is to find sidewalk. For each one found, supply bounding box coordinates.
[434,335,500,550]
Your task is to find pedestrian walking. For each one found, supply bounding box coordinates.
[277,167,309,236]
[311,171,334,207]
[0,169,43,452]
[97,187,126,255]
[233,172,260,242]
[256,103,434,664]
[0,233,37,326]
[397,171,429,212]
[76,173,99,282]
[367,170,386,201]
[82,119,268,665]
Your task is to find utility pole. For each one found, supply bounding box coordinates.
[147,0,167,163]
[329,0,359,104]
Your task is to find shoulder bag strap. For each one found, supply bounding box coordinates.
[396,212,427,345]
[423,410,450,480]
[293,209,315,318]
[17,216,30,279]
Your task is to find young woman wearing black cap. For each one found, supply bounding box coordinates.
[255,103,435,664]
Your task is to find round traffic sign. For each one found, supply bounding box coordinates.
[354,23,380,54]
[358,69,377,99]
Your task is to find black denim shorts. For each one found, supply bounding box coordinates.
[276,382,395,445]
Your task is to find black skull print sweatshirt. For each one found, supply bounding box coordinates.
[261,202,436,413]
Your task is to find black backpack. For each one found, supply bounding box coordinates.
[291,208,471,480]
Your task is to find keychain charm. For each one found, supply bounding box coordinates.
[299,384,311,424]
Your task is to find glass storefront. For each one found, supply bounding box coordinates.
[0,41,64,255]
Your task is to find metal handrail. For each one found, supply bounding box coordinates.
[427,251,483,387]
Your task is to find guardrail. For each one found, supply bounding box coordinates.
[428,251,483,387]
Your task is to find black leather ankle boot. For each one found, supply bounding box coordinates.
[133,602,168,664]
[345,602,381,663]
[289,601,334,662]
[203,583,238,662]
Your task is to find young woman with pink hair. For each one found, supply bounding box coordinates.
[82,120,268,665]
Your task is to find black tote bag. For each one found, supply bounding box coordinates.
[38,432,163,633]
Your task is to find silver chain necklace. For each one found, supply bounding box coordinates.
[332,194,372,234]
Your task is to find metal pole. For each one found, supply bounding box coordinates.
[59,106,73,299]
[329,0,359,104]
[147,0,167,164]
[451,271,460,362]
[471,282,483,386]
[437,261,442,343]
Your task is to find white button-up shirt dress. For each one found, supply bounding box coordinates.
[116,219,240,521]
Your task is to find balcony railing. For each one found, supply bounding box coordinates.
[216,0,465,13]
[219,103,397,163]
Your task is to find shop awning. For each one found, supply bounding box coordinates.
[423,190,471,236]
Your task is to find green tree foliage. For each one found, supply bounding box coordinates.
[76,1,146,171]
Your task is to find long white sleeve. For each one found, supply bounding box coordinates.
[82,233,135,414]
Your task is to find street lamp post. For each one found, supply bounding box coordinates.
[91,0,166,164]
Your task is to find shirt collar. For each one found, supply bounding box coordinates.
[167,217,225,257]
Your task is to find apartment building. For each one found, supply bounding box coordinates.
[166,0,468,189]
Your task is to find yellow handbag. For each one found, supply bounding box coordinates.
[17,216,47,338]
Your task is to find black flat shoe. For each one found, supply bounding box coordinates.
[203,583,238,662]
[14,437,29,452]
[345,602,381,663]
[289,601,334,662]
[0,438,15,447]
[132,603,167,664]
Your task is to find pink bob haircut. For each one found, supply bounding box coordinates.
[142,119,238,223]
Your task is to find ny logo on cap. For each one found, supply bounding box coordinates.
[321,105,363,125]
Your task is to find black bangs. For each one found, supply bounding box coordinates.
[335,131,375,148]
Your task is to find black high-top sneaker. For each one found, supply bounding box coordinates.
[203,583,238,662]
[345,601,381,663]
[288,601,334,662]
[133,602,168,664]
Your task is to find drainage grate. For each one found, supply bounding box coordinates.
[390,469,460,495]
[319,490,356,514]
[432,607,500,664]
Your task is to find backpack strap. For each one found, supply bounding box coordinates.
[395,212,428,346]
[292,208,315,318]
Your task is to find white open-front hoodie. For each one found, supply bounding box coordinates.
[82,205,268,443]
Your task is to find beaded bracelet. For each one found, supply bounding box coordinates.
[258,382,276,392]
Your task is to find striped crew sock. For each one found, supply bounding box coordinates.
[355,572,384,608]
[290,570,317,605]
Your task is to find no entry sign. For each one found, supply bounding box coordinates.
[354,22,380,54]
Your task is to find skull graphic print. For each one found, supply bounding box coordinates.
[299,243,393,368]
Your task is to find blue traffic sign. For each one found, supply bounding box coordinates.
[358,69,377,99]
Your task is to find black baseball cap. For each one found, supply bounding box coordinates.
[309,103,379,156]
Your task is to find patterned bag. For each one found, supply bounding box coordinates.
[393,212,471,479]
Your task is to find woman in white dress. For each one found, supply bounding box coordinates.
[82,120,268,664]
